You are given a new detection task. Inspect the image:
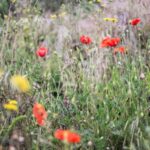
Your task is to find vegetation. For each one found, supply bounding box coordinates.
[0,0,150,149]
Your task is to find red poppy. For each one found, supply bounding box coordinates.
[100,37,110,48]
[80,35,92,45]
[100,37,120,48]
[32,103,47,126]
[114,46,126,54]
[129,18,141,26]
[36,47,48,57]
[108,38,120,47]
[54,129,81,143]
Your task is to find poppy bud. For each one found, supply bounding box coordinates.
[36,47,48,57]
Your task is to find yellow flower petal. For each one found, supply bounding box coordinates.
[96,0,101,2]
[112,18,118,23]
[103,18,109,21]
[50,14,57,19]
[59,12,66,17]
[103,17,118,23]
[101,4,107,7]
[88,1,93,4]
[8,100,18,105]
[10,75,31,93]
[3,103,18,111]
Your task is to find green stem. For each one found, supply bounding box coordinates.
[7,115,27,134]
[2,115,27,138]
[64,143,70,150]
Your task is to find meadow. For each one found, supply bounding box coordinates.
[0,0,150,149]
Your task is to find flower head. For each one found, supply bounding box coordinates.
[54,129,81,143]
[129,18,141,26]
[103,17,118,23]
[33,102,47,126]
[114,46,126,54]
[50,14,57,20]
[59,12,67,18]
[96,0,101,2]
[36,46,48,57]
[3,100,18,111]
[100,37,120,48]
[80,35,92,45]
[10,75,31,93]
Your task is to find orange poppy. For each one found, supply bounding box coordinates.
[54,129,81,143]
[114,46,126,54]
[32,102,47,126]
[129,18,141,26]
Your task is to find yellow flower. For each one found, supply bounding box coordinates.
[3,100,18,111]
[58,12,67,18]
[103,17,118,23]
[8,99,18,105]
[89,1,93,4]
[101,4,107,8]
[0,68,4,78]
[96,0,101,2]
[10,75,31,93]
[50,14,57,20]
[4,15,8,20]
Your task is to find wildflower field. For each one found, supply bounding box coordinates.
[0,0,150,149]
